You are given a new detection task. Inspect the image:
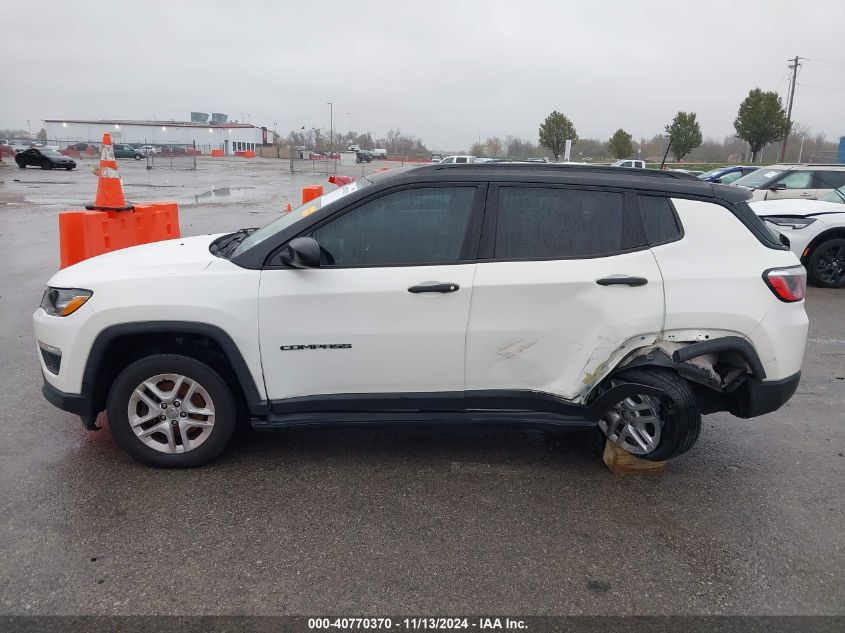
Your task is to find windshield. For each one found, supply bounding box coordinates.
[819,186,845,204]
[231,178,372,255]
[697,167,729,180]
[732,168,783,189]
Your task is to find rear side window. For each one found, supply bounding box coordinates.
[639,195,682,245]
[493,187,641,259]
[814,171,845,189]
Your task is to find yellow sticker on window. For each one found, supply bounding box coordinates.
[301,205,318,217]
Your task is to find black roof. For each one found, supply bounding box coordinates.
[369,163,751,203]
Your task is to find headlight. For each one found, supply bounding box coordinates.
[763,216,817,230]
[40,288,93,316]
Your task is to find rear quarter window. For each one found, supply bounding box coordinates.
[638,195,682,245]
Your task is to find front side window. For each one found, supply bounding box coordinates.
[777,170,813,189]
[311,187,476,266]
[493,187,640,259]
[718,170,744,185]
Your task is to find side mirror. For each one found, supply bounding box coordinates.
[770,182,787,191]
[713,177,723,184]
[279,237,321,268]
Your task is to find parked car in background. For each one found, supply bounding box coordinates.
[731,164,845,202]
[139,145,160,155]
[15,148,76,170]
[68,142,98,152]
[355,150,374,163]
[611,159,646,169]
[430,153,443,163]
[112,144,145,160]
[370,149,387,158]
[9,141,32,153]
[750,186,845,288]
[438,155,476,164]
[697,165,758,184]
[347,144,361,152]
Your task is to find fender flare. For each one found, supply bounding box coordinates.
[82,321,268,419]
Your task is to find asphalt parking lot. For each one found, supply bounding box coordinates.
[0,156,843,615]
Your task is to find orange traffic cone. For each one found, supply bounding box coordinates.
[85,133,133,211]
[285,202,292,212]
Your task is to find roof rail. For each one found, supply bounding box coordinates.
[425,163,700,180]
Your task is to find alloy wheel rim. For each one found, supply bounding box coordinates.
[127,373,215,454]
[598,393,663,455]
[815,244,845,285]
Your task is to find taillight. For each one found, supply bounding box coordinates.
[763,266,806,302]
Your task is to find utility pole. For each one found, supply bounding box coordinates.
[327,102,333,153]
[779,56,802,163]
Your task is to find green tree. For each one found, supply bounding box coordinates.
[665,111,702,162]
[469,142,485,157]
[538,111,577,160]
[733,88,790,162]
[607,128,633,159]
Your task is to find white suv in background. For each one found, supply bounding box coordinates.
[732,163,845,202]
[34,165,808,467]
[751,185,845,288]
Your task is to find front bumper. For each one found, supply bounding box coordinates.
[733,371,801,418]
[41,376,99,430]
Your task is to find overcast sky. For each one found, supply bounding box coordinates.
[3,0,843,150]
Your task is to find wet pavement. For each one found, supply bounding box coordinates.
[0,157,843,615]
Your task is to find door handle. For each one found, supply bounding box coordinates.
[596,276,648,286]
[408,282,460,293]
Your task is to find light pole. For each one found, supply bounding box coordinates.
[327,102,333,153]
[346,112,351,137]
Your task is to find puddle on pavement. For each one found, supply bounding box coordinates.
[184,186,257,204]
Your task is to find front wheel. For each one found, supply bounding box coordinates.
[106,354,238,467]
[807,238,845,288]
[596,368,701,461]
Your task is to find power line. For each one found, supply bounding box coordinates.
[796,82,845,92]
[804,58,845,68]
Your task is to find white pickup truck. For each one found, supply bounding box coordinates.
[611,159,646,169]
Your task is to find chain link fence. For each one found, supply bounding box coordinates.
[3,138,199,169]
[142,141,198,170]
[289,150,338,175]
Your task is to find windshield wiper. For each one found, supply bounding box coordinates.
[213,228,258,258]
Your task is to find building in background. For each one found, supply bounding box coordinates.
[43,117,268,155]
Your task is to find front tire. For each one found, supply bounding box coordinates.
[597,368,701,461]
[106,354,237,467]
[807,238,845,288]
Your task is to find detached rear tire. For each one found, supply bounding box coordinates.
[106,354,237,467]
[598,368,701,461]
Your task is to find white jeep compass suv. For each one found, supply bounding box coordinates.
[34,164,808,467]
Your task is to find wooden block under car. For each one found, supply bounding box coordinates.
[602,440,668,475]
